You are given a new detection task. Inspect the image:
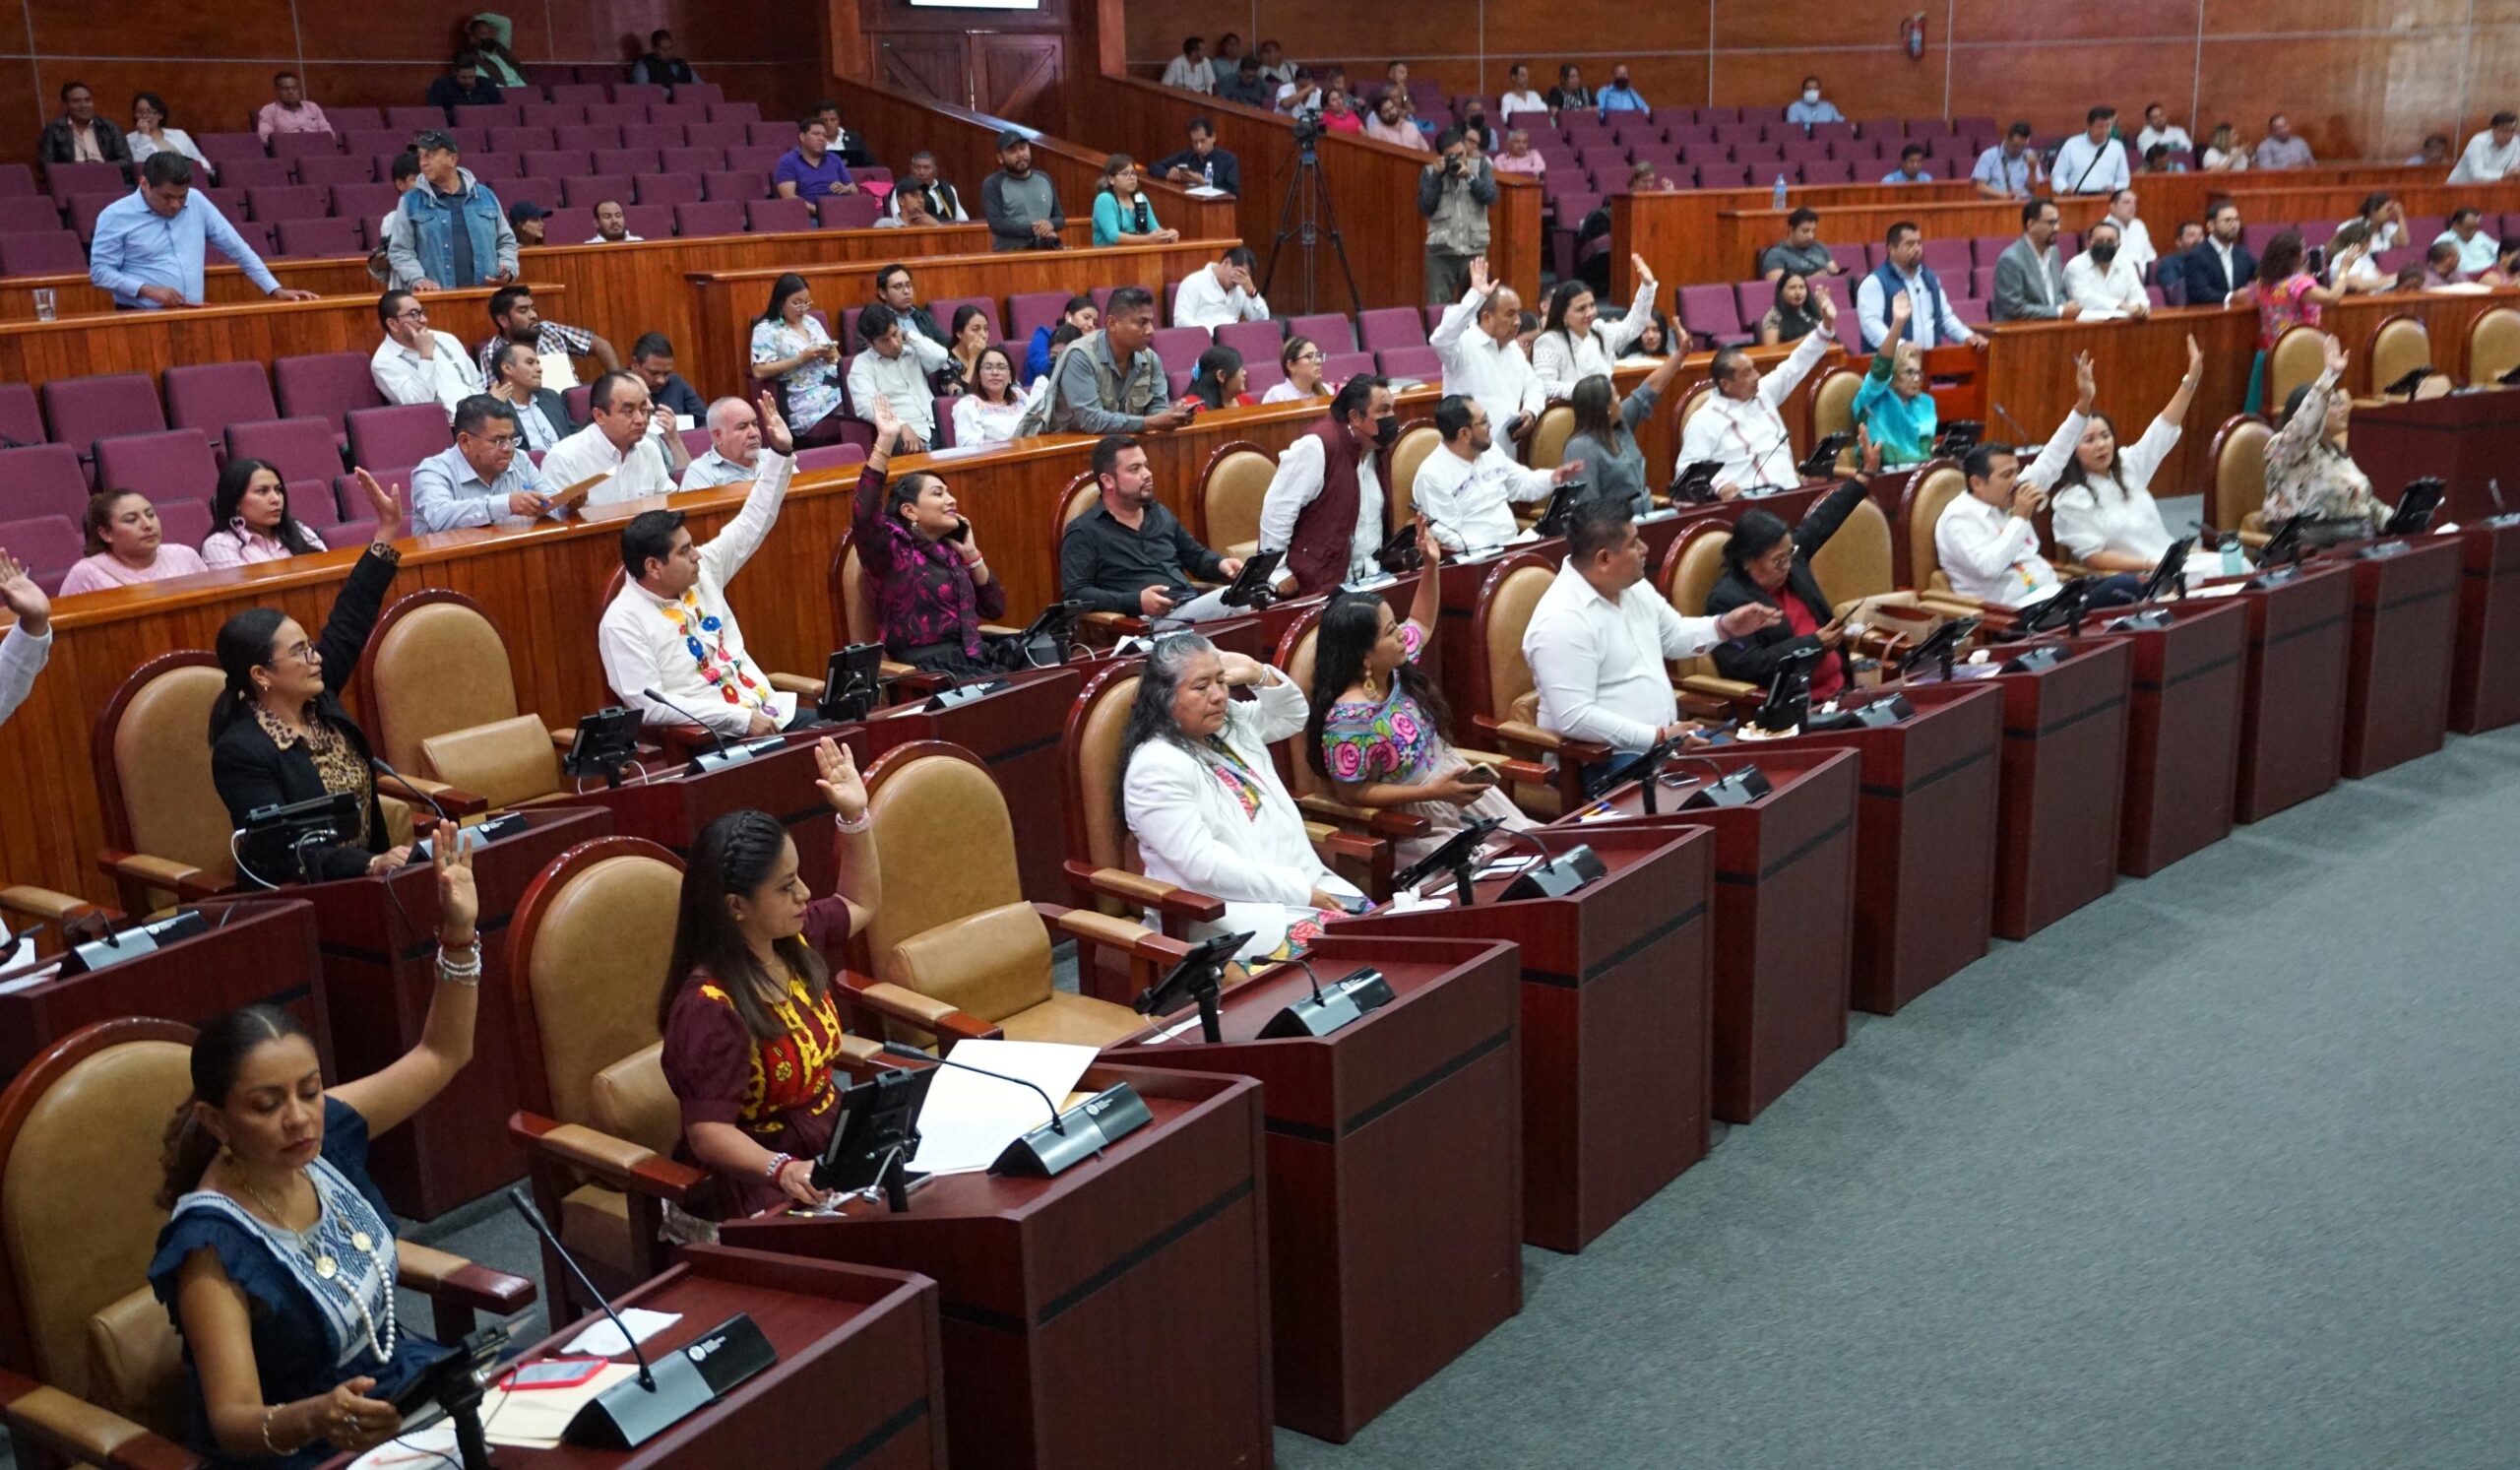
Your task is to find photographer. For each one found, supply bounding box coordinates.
[1418,127,1497,305]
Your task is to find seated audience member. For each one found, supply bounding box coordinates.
[1858,222,1985,350]
[2421,240,2469,288]
[2483,239,2520,286]
[2104,186,2155,270]
[1936,355,2137,607]
[1122,632,1364,958]
[681,395,780,490]
[1595,64,1647,120]
[372,289,484,419]
[984,130,1065,250]
[1853,313,1937,466]
[2050,336,2204,573]
[1311,541,1537,864]
[486,338,576,452]
[255,72,328,140]
[1156,117,1242,194]
[2152,220,2207,300]
[1419,391,1591,544]
[2063,221,2150,317]
[598,392,802,735]
[371,153,424,288]
[749,273,850,448]
[1319,88,1364,135]
[1188,346,1253,409]
[1456,100,1500,155]
[1216,56,1274,108]
[127,92,209,176]
[2438,209,2500,273]
[1062,434,1244,620]
[59,489,211,595]
[1759,271,1824,346]
[2201,122,2250,171]
[393,131,518,289]
[775,118,856,202]
[944,304,990,384]
[1787,75,1844,127]
[1276,66,1322,114]
[1259,375,1400,594]
[1517,309,1542,353]
[850,396,1008,674]
[0,552,46,725]
[541,369,691,506]
[1026,294,1097,383]
[2265,333,2391,538]
[847,301,953,450]
[1882,144,1934,184]
[203,459,330,568]
[1365,91,1429,151]
[2252,114,2314,169]
[1524,498,1779,770]
[1706,478,1873,700]
[587,200,639,242]
[425,54,501,111]
[807,99,869,169]
[411,395,551,532]
[885,151,967,222]
[1547,64,1592,114]
[1094,154,1178,246]
[467,14,529,88]
[149,883,485,1466]
[1494,128,1546,176]
[658,776,878,1221]
[1563,354,1693,521]
[1628,159,1678,193]
[2408,132,2453,167]
[2052,106,2131,194]
[1174,244,1271,327]
[2180,199,2254,306]
[1431,259,1542,449]
[2135,103,2192,160]
[1623,310,1675,358]
[1499,63,1548,122]
[1163,36,1216,94]
[2235,228,2362,411]
[1264,336,1331,404]
[1681,289,1838,497]
[629,29,697,87]
[38,80,127,165]
[1532,257,1661,399]
[92,155,317,309]
[1992,197,2074,321]
[1761,208,1844,281]
[1253,38,1294,88]
[952,346,1029,445]
[1383,62,1418,117]
[2342,193,2407,253]
[2142,143,2182,174]
[630,333,708,422]
[867,262,949,349]
[1035,286,1189,433]
[1972,121,2042,200]
[475,284,615,387]
[506,197,545,246]
[207,477,410,885]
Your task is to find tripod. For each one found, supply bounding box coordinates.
[1259,134,1361,317]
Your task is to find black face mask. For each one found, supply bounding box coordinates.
[1372,414,1400,449]
[2091,243,2118,264]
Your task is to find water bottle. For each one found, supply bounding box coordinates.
[2220,535,2245,577]
[1771,175,1789,211]
[1202,159,1214,187]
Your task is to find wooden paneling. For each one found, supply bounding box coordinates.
[1712,199,2114,285]
[1610,184,1983,294]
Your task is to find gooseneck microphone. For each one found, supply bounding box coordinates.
[639,688,733,757]
[507,1187,657,1391]
[880,1041,1064,1134]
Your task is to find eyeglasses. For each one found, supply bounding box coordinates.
[393,308,427,322]
[474,433,518,449]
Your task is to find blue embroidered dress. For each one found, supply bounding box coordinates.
[1317,621,1533,865]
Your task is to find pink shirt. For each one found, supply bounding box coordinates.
[202,522,327,569]
[58,544,211,597]
[1493,152,1546,175]
[2254,273,2319,350]
[256,100,331,140]
[1363,114,1430,152]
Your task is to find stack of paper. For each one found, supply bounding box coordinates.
[477,1364,643,1448]
[907,1039,1100,1175]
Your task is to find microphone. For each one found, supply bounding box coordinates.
[368,758,448,825]
[640,688,731,757]
[2491,478,2508,516]
[880,1041,1063,1134]
[1990,402,2032,445]
[507,1188,656,1391]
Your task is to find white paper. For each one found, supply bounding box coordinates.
[350,1423,460,1468]
[908,1039,1100,1175]
[560,1307,680,1358]
[479,1363,641,1448]
[1184,184,1228,198]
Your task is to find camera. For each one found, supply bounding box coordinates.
[1292,106,1323,150]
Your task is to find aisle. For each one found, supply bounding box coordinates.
[1278,725,2520,1469]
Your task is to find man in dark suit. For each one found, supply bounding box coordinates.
[1154,116,1241,196]
[35,80,127,170]
[2178,200,2256,307]
[2151,220,2206,304]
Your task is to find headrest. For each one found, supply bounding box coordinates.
[865,753,1023,957]
[523,854,681,1130]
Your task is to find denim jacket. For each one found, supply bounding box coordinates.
[389,167,519,289]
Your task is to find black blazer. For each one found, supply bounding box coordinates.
[210,544,400,887]
[36,117,127,167]
[1705,479,1866,689]
[2178,240,2256,305]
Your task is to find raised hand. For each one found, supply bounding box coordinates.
[814,735,867,819]
[869,393,902,447]
[2073,350,2097,412]
[1469,256,1493,296]
[2322,331,2349,376]
[350,467,405,543]
[1858,425,1882,474]
[755,390,793,455]
[430,820,477,943]
[1414,514,1444,571]
[1630,252,1656,287]
[1889,290,1914,327]
[1813,287,1839,326]
[0,550,47,634]
[2185,334,2204,377]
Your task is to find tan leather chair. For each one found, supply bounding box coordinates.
[845,740,1169,1035]
[2264,324,2327,415]
[91,653,235,913]
[0,1019,531,1468]
[1811,366,1862,470]
[2362,314,2432,402]
[2466,305,2520,387]
[1388,422,1439,533]
[0,884,112,968]
[1048,469,1144,644]
[1195,440,1273,561]
[1808,495,1896,611]
[1898,461,1974,596]
[2208,414,2274,543]
[1657,523,1760,703]
[1527,404,1574,470]
[1464,553,1607,816]
[1059,661,1235,935]
[359,590,562,809]
[1674,383,1716,445]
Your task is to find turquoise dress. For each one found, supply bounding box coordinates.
[1851,353,1939,467]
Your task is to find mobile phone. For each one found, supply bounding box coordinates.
[943,516,970,543]
[1457,764,1501,787]
[498,1358,607,1391]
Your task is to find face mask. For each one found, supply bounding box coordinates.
[1372,415,1400,449]
[2091,243,2118,264]
[1802,89,1820,103]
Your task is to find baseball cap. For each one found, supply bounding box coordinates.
[507,199,547,224]
[410,129,458,154]
[995,128,1028,151]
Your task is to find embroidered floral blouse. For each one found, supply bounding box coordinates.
[1319,622,1447,784]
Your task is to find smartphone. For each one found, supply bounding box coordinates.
[943,516,971,543]
[498,1358,607,1391]
[1457,764,1501,787]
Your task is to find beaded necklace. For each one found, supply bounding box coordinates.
[660,591,765,710]
[232,1169,397,1365]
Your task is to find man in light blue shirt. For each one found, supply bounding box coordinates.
[410,396,552,533]
[1972,122,2042,200]
[1882,145,1935,184]
[1596,66,1648,120]
[1785,76,1843,128]
[89,154,318,309]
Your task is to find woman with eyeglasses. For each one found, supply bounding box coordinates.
[1850,296,1938,468]
[1703,477,1874,699]
[1261,336,1330,403]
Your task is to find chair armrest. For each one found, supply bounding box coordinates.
[1679,673,1763,703]
[1078,610,1150,634]
[0,885,106,924]
[1451,748,1554,785]
[2237,530,2270,550]
[547,726,577,749]
[95,851,223,902]
[1916,594,1984,615]
[768,671,826,698]
[508,1112,708,1204]
[1040,903,1184,963]
[0,1366,199,1470]
[976,622,1022,639]
[1297,793,1432,840]
[1483,717,1613,767]
[1063,861,1228,922]
[375,771,489,818]
[1306,824,1382,864]
[395,1242,536,1317]
[838,972,1001,1041]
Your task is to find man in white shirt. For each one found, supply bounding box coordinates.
[541,370,692,508]
[1161,37,1215,95]
[681,395,773,490]
[598,392,803,737]
[587,200,642,243]
[1253,39,1294,89]
[2133,103,2192,161]
[1172,246,1270,329]
[370,289,482,421]
[2061,221,2150,318]
[1933,356,2135,609]
[1497,63,1548,122]
[1857,222,1987,351]
[1414,395,1584,551]
[2438,210,2501,273]
[2051,106,2130,194]
[1259,376,1398,594]
[2252,114,2314,169]
[1430,257,1544,462]
[2103,186,2154,271]
[0,549,50,729]
[1678,288,1838,498]
[1523,499,1779,765]
[2449,111,2520,183]
[845,301,951,451]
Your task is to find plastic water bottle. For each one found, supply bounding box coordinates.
[1772,175,1789,211]
[1202,159,1215,187]
[2220,536,2245,576]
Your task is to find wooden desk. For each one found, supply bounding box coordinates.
[1113,935,1523,1440]
[1610,183,1984,290]
[2348,390,2520,525]
[1331,825,1715,1253]
[0,897,325,1077]
[2340,536,2461,778]
[2203,564,2355,823]
[2447,517,2520,735]
[1981,308,2259,500]
[856,666,1084,906]
[572,730,874,901]
[2078,601,2249,878]
[721,1066,1271,1470]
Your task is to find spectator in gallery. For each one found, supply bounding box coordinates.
[425,54,502,111]
[1092,154,1178,246]
[872,262,950,350]
[952,346,1031,446]
[539,368,693,507]
[59,490,211,596]
[475,283,615,387]
[2407,133,2453,168]
[632,334,709,423]
[1265,336,1331,404]
[983,129,1065,250]
[2051,105,2130,194]
[680,394,780,490]
[1172,244,1270,329]
[485,339,577,454]
[506,197,546,246]
[2134,103,2192,160]
[1992,197,2074,322]
[466,14,529,89]
[1319,88,1364,136]
[1972,121,2041,200]
[255,71,330,140]
[1156,116,1242,194]
[394,130,519,289]
[589,199,641,243]
[2061,220,2151,318]
[1494,129,1545,176]
[630,30,699,87]
[372,289,485,420]
[1207,32,1245,90]
[1418,127,1497,304]
[1786,76,1844,128]
[1163,36,1216,95]
[1499,64,1548,123]
[38,80,128,165]
[202,458,332,568]
[90,155,318,309]
[1254,40,1294,89]
[410,394,554,533]
[2201,122,2250,171]
[885,150,968,222]
[1761,208,1845,281]
[125,92,208,177]
[846,301,953,451]
[1026,294,1097,383]
[775,119,858,202]
[1366,91,1429,151]
[1596,65,1648,120]
[2253,113,2314,169]
[1882,144,1934,184]
[1758,272,1823,346]
[749,272,851,448]
[2449,112,2520,184]
[1455,100,1499,155]
[1547,64,1591,115]
[2437,208,2500,273]
[2142,143,2184,174]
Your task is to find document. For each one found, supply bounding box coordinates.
[561,1307,681,1358]
[478,1364,642,1448]
[907,1039,1100,1175]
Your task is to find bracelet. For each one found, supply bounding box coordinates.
[436,944,483,986]
[262,1406,291,1454]
[764,1151,793,1181]
[834,809,870,834]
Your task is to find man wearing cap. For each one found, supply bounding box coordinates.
[982,128,1064,251]
[391,128,517,290]
[506,198,546,246]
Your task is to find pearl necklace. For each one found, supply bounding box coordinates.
[234,1171,397,1364]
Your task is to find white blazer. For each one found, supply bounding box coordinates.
[1123,671,1361,957]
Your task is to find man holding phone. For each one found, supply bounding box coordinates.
[1062,435,1246,620]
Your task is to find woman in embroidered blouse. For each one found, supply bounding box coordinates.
[660,738,879,1219]
[1531,258,1661,400]
[1308,525,1533,865]
[2233,228,2364,413]
[1121,631,1364,960]
[202,459,329,568]
[748,273,850,448]
[59,488,212,595]
[151,829,481,1467]
[851,393,1007,672]
[1092,155,1178,247]
[2265,330,2391,537]
[2050,334,2204,572]
[209,469,412,886]
[950,345,1029,446]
